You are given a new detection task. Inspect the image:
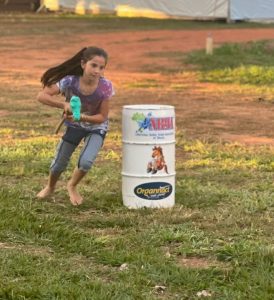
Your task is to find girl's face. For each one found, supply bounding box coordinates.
[81,55,106,80]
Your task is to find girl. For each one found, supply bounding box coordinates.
[37,47,114,205]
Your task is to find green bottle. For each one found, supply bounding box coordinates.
[70,96,81,121]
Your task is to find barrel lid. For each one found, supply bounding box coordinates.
[123,105,174,110]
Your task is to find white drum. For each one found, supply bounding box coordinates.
[122,105,175,208]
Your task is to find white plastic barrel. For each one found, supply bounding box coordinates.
[122,105,175,208]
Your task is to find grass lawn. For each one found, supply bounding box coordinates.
[0,14,274,299]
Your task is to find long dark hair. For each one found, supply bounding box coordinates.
[41,46,108,87]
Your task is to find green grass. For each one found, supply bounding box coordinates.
[184,40,274,85]
[199,65,274,85]
[149,40,274,85]
[126,79,160,88]
[1,13,274,299]
[1,128,274,299]
[186,40,274,70]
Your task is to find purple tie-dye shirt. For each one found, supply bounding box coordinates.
[57,75,115,132]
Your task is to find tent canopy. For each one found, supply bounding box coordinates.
[43,0,274,21]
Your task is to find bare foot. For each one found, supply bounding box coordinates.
[67,183,83,206]
[36,186,54,199]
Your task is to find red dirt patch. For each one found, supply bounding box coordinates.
[2,28,274,144]
[178,256,227,269]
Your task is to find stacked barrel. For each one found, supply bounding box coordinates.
[122,105,175,208]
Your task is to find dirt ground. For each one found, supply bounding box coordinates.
[2,27,274,144]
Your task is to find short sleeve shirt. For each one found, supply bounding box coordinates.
[57,75,115,132]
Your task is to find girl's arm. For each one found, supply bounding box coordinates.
[80,99,109,124]
[37,85,70,112]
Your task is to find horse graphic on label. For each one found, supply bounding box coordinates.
[147,146,169,174]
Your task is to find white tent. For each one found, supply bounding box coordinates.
[42,0,274,21]
[230,0,274,21]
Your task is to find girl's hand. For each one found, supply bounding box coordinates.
[64,114,74,122]
[63,102,75,121]
[63,102,71,114]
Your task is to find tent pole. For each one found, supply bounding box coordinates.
[227,0,232,23]
[36,0,46,13]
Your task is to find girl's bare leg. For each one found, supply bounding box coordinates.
[67,168,86,205]
[37,172,60,199]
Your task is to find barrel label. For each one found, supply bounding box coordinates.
[134,182,172,200]
[131,112,174,139]
[147,146,169,174]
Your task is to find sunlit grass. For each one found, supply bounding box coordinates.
[1,101,273,298]
[186,40,274,70]
[199,65,274,85]
[126,79,160,88]
[1,128,274,298]
[181,139,274,171]
[184,40,274,87]
[145,40,274,96]
[1,14,274,299]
